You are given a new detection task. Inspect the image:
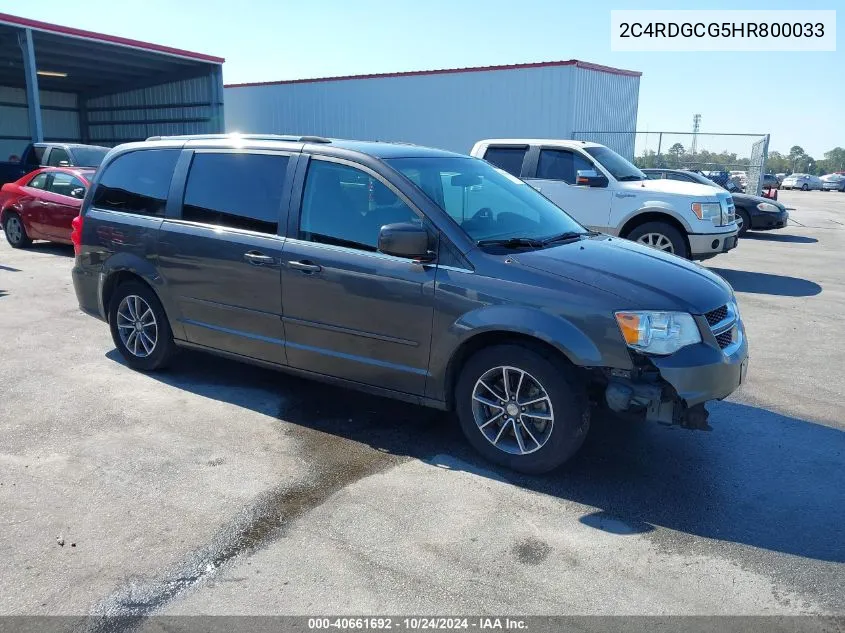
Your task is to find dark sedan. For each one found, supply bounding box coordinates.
[643,169,788,236]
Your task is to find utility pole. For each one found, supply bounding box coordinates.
[691,114,701,155]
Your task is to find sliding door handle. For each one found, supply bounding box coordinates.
[287,260,322,273]
[243,251,276,265]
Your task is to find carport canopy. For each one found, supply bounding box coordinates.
[0,12,224,143]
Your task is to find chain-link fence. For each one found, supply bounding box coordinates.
[571,131,771,196]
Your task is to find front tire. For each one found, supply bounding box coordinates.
[108,281,175,371]
[801,183,809,191]
[626,221,690,259]
[3,212,32,248]
[455,344,590,474]
[736,209,751,237]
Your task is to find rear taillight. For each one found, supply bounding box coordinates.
[71,214,83,256]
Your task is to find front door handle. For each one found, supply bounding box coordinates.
[243,251,275,265]
[287,260,322,273]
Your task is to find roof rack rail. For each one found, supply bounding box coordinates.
[144,133,331,143]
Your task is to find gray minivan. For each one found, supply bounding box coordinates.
[71,135,748,473]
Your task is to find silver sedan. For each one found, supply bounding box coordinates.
[781,173,823,191]
[821,173,845,192]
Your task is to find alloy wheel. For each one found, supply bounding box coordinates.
[5,216,22,244]
[116,295,158,358]
[735,214,744,232]
[471,365,554,455]
[636,232,674,253]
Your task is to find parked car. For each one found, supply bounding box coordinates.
[1,167,94,248]
[760,173,779,190]
[821,173,845,192]
[781,173,823,191]
[775,173,787,185]
[643,169,788,236]
[471,139,737,261]
[71,134,748,474]
[0,143,108,188]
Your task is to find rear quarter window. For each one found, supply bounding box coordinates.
[92,149,180,217]
[482,147,527,177]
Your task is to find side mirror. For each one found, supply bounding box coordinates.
[70,187,86,199]
[58,160,71,167]
[378,222,432,260]
[575,169,608,188]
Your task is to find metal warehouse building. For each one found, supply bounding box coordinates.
[225,60,641,158]
[0,12,224,160]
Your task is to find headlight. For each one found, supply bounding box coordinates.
[691,202,721,222]
[615,311,702,355]
[757,202,780,212]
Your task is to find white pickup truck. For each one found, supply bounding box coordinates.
[470,139,738,260]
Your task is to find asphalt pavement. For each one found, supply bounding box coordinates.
[0,190,842,618]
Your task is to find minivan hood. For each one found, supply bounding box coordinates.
[620,178,722,198]
[513,235,732,314]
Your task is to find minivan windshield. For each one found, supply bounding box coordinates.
[584,146,647,182]
[385,156,586,245]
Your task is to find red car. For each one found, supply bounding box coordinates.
[1,167,94,248]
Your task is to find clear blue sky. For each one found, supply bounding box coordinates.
[1,0,841,157]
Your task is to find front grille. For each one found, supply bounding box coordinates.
[705,305,728,326]
[716,329,734,349]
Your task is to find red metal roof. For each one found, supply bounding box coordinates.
[225,59,641,89]
[0,12,224,64]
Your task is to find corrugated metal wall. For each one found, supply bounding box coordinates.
[86,74,222,146]
[570,67,640,159]
[225,65,579,155]
[1,70,223,158]
[0,86,80,159]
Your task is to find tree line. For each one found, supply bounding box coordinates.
[634,144,845,176]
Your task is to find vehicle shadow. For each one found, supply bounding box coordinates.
[0,264,21,272]
[744,233,818,244]
[708,267,822,297]
[26,242,74,257]
[107,348,845,564]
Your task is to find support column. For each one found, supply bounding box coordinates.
[210,65,225,133]
[18,28,43,143]
[78,95,89,143]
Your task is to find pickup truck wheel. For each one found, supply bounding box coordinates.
[3,212,32,248]
[455,345,590,474]
[736,209,751,236]
[626,222,689,258]
[108,281,175,371]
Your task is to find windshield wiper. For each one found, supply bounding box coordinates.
[476,237,544,248]
[617,175,646,182]
[541,230,597,246]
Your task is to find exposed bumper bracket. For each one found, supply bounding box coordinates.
[605,379,711,431]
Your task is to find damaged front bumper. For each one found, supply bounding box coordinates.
[602,324,749,429]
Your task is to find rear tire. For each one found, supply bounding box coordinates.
[3,212,32,248]
[455,344,590,474]
[626,221,690,259]
[736,209,751,237]
[801,183,809,191]
[108,280,175,371]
